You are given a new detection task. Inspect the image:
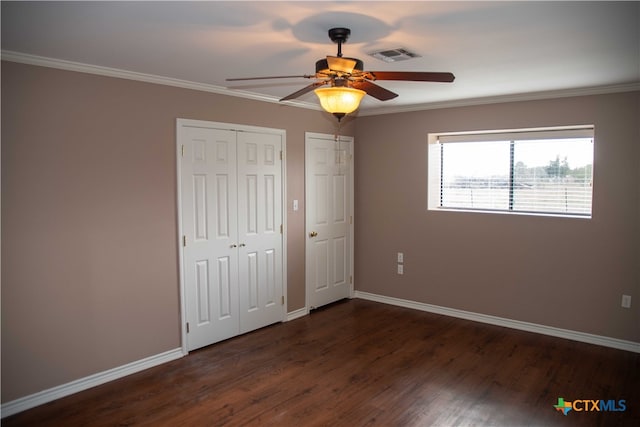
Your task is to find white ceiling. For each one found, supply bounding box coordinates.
[2,1,639,114]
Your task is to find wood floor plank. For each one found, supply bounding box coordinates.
[4,299,639,426]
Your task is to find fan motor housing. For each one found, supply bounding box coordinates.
[315,58,364,74]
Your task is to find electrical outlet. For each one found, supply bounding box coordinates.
[621,295,631,309]
[397,264,404,275]
[397,252,404,263]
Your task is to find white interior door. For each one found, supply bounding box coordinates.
[305,132,354,310]
[237,131,284,334]
[181,126,240,351]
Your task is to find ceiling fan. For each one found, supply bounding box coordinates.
[227,28,455,120]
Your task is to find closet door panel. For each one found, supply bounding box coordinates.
[237,131,284,333]
[181,127,239,351]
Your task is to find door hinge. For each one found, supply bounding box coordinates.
[350,216,353,225]
[183,235,186,247]
[181,145,185,157]
[280,224,283,234]
[350,276,353,284]
[280,150,283,160]
[281,296,285,305]
[186,322,190,333]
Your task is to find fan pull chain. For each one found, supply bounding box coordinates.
[334,118,341,143]
[335,120,343,176]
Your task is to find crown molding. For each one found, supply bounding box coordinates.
[3,50,638,116]
[0,50,322,112]
[356,82,640,116]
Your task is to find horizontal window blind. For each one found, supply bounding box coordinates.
[437,127,594,143]
[434,127,594,217]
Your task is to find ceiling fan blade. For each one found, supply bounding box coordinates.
[226,75,313,82]
[351,80,398,101]
[367,71,455,83]
[280,81,328,102]
[327,56,357,73]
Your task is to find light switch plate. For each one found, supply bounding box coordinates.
[622,295,631,308]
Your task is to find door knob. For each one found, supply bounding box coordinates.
[309,231,318,238]
[230,244,237,248]
[239,243,246,247]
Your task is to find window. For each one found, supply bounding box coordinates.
[428,127,594,217]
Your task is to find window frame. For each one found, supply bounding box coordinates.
[427,126,595,218]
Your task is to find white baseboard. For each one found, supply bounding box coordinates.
[1,348,185,418]
[3,306,311,418]
[5,296,637,418]
[355,291,640,354]
[287,307,309,322]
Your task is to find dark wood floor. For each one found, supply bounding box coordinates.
[4,299,639,426]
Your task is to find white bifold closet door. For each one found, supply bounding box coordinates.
[180,124,283,351]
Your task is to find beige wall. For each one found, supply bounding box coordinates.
[0,61,354,402]
[2,60,638,404]
[354,92,640,342]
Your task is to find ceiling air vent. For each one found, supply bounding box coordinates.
[368,48,421,63]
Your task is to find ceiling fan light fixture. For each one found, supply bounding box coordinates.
[314,86,366,119]
[226,27,454,114]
